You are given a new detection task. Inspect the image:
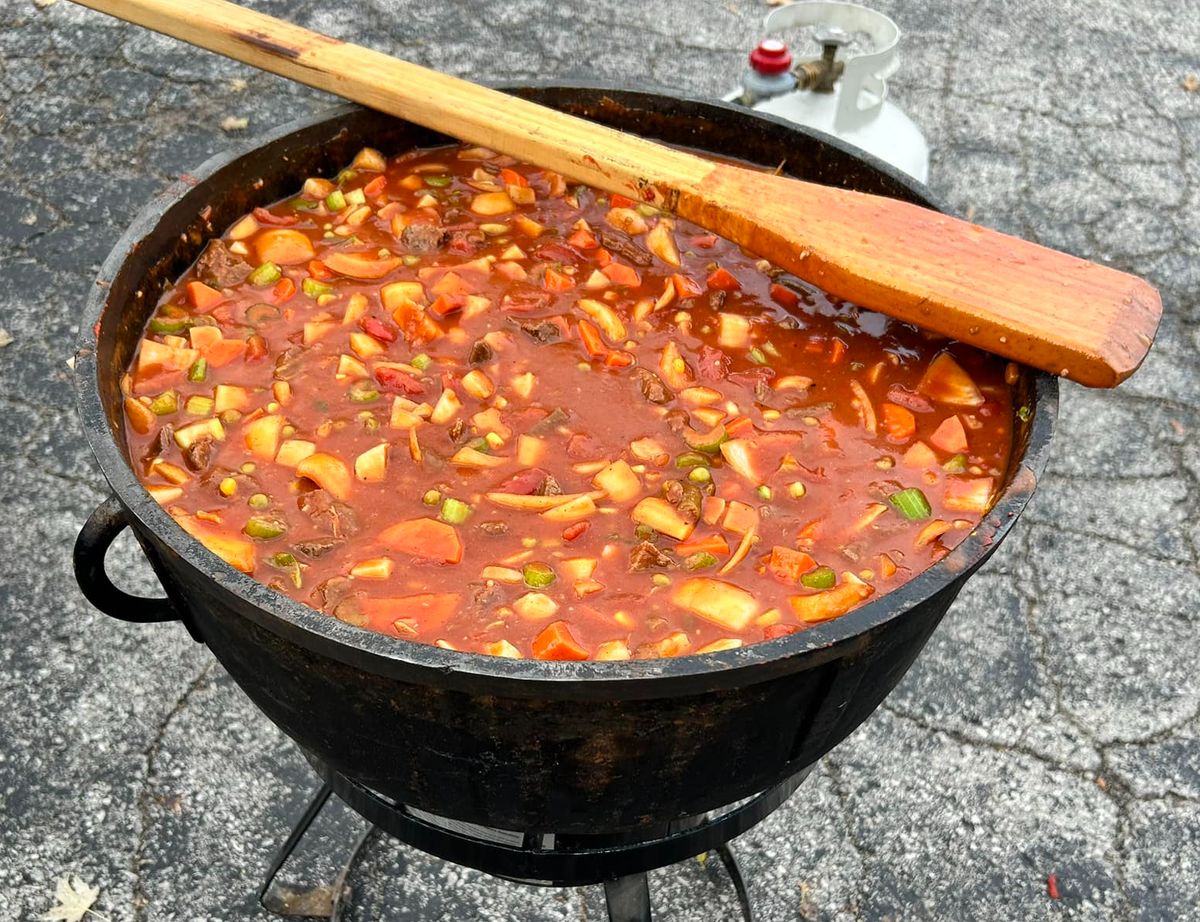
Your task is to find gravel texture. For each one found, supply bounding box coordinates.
[1,0,1197,919]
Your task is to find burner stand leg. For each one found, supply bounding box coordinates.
[604,873,652,922]
[257,781,334,909]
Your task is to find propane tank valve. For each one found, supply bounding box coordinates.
[795,26,850,93]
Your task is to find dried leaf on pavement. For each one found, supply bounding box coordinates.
[43,876,107,922]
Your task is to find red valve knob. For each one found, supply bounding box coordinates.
[749,39,793,75]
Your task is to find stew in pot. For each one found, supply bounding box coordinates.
[121,143,1017,661]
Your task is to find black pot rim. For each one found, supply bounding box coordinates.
[75,85,1058,698]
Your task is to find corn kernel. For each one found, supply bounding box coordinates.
[218,477,237,497]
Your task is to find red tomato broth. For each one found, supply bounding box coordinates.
[121,143,1016,661]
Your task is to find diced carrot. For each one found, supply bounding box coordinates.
[879,553,898,578]
[610,193,635,208]
[272,277,296,301]
[428,293,466,319]
[724,416,755,438]
[918,352,984,406]
[378,517,463,564]
[295,452,352,500]
[675,534,731,557]
[944,476,994,513]
[544,266,574,291]
[308,259,334,280]
[769,282,801,310]
[930,415,969,453]
[767,546,816,583]
[186,281,223,310]
[829,338,847,365]
[363,174,388,197]
[255,228,315,266]
[531,621,589,660]
[567,228,597,249]
[203,338,246,368]
[789,574,874,623]
[594,247,612,267]
[671,273,704,298]
[691,234,717,249]
[706,267,741,291]
[323,251,402,280]
[577,319,607,357]
[601,262,640,287]
[604,350,634,368]
[721,500,759,536]
[880,403,917,442]
[360,592,460,636]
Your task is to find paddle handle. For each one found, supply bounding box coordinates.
[72,0,1162,387]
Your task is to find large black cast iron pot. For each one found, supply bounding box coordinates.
[74,86,1057,838]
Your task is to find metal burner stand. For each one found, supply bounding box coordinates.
[259,761,811,922]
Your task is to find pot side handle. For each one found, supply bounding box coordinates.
[74,495,180,623]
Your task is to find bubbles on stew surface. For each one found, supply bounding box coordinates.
[120,143,1016,661]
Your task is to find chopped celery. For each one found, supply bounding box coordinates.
[685,552,718,571]
[268,552,297,569]
[410,353,432,371]
[348,380,380,403]
[889,487,932,521]
[149,390,178,415]
[440,497,472,525]
[289,197,318,210]
[942,454,968,473]
[683,423,727,453]
[187,358,207,382]
[748,347,768,365]
[149,316,191,335]
[247,261,282,287]
[522,562,556,589]
[674,451,709,469]
[1017,405,1032,422]
[762,340,781,358]
[325,190,346,211]
[302,278,334,299]
[801,566,836,590]
[335,168,357,185]
[423,175,452,187]
[185,395,214,416]
[246,303,281,325]
[244,513,287,540]
[756,485,773,501]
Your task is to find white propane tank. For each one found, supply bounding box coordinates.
[724,1,930,184]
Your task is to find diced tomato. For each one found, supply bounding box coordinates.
[769,282,801,310]
[360,316,397,343]
[543,266,574,292]
[375,366,426,394]
[531,621,589,660]
[186,281,223,310]
[706,267,741,291]
[378,517,463,564]
[603,350,635,368]
[562,522,590,542]
[724,416,755,438]
[272,277,296,301]
[577,319,607,357]
[499,167,528,188]
[880,403,917,442]
[567,228,598,249]
[363,174,388,197]
[691,234,718,249]
[919,352,985,407]
[610,193,635,209]
[767,546,816,583]
[308,259,334,280]
[252,207,299,226]
[360,592,460,636]
[671,273,704,299]
[601,262,640,287]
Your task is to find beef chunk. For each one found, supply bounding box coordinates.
[511,317,562,344]
[141,425,173,464]
[629,541,676,571]
[468,338,494,365]
[478,520,509,536]
[194,240,250,289]
[596,229,652,266]
[401,222,447,253]
[182,436,214,472]
[633,368,673,404]
[297,489,359,538]
[697,345,730,381]
[295,537,342,559]
[496,468,553,496]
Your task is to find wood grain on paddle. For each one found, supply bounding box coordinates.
[73,0,1162,387]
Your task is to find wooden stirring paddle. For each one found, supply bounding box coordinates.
[74,0,1160,387]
